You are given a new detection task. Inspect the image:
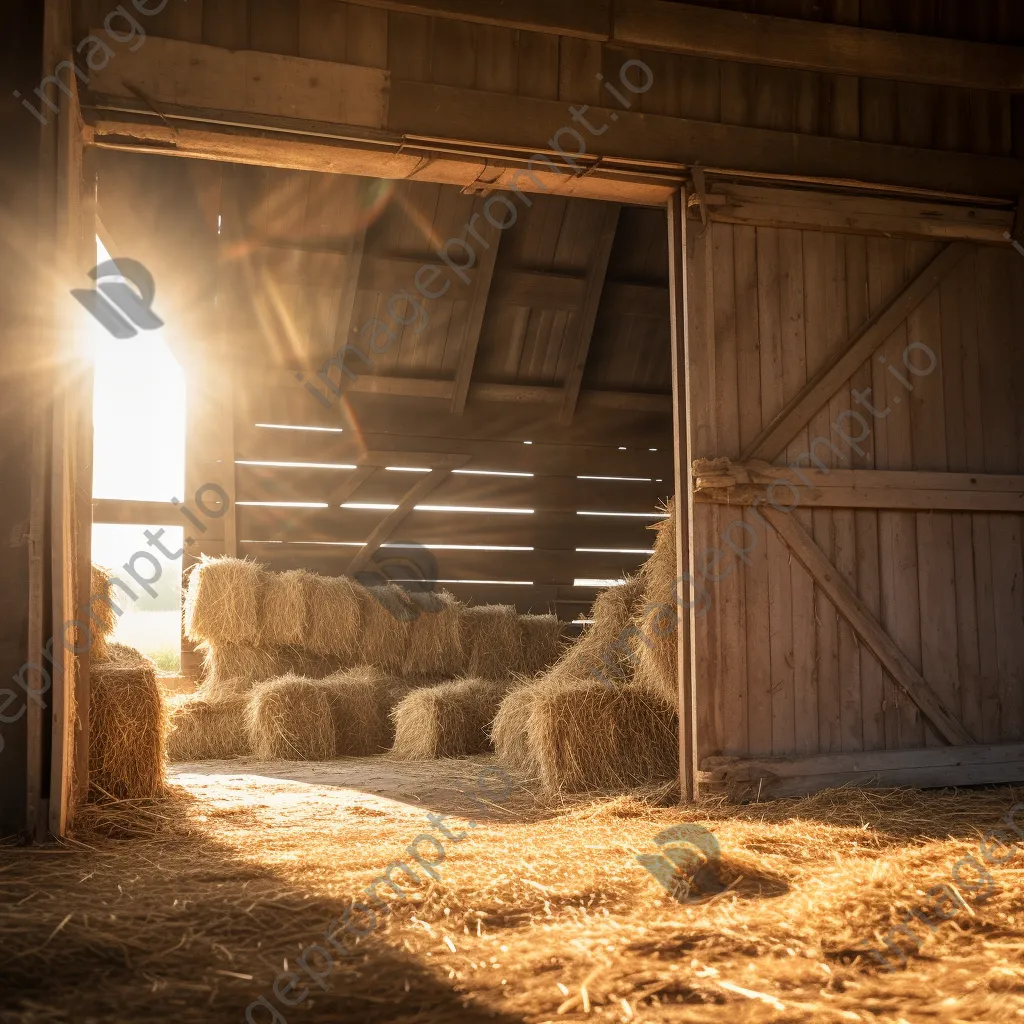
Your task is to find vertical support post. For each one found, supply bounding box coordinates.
[668,187,699,802]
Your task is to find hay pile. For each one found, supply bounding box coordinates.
[403,590,464,677]
[391,677,512,759]
[184,557,266,647]
[629,499,680,706]
[89,564,118,662]
[519,613,564,675]
[89,642,166,799]
[199,643,290,698]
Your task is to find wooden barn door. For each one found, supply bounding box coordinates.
[673,184,1024,798]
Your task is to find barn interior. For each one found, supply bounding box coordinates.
[2,1,1024,1021]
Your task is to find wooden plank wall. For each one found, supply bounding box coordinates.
[73,0,1023,164]
[686,216,1024,758]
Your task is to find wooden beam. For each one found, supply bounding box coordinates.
[93,500,181,526]
[615,0,1024,93]
[693,462,1024,513]
[697,184,1015,244]
[669,187,698,802]
[760,506,974,746]
[83,38,1024,202]
[702,743,1024,801]
[337,0,609,39]
[451,207,503,414]
[345,455,469,575]
[561,204,621,423]
[743,243,969,463]
[388,83,1024,201]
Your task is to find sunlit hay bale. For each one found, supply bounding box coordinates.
[89,564,117,662]
[247,674,336,760]
[526,676,678,795]
[391,677,510,759]
[303,572,364,660]
[284,646,337,680]
[89,643,166,799]
[630,499,680,706]
[402,589,465,677]
[165,692,252,761]
[460,604,523,680]
[543,573,646,688]
[519,614,564,676]
[361,584,414,673]
[260,569,308,647]
[491,681,542,776]
[183,557,266,646]
[199,642,289,699]
[317,666,397,756]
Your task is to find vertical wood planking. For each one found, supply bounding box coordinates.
[249,0,298,54]
[517,31,559,100]
[346,4,388,67]
[846,233,886,751]
[559,36,602,106]
[712,223,748,756]
[908,256,959,745]
[387,11,431,81]
[202,0,249,48]
[144,0,204,41]
[476,25,519,94]
[431,16,477,88]
[801,229,838,752]
[299,0,348,62]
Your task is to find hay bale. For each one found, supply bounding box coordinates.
[519,614,564,676]
[461,604,523,680]
[402,589,465,677]
[184,557,266,646]
[526,677,678,795]
[247,674,335,760]
[317,666,399,756]
[630,501,680,706]
[361,584,414,672]
[391,677,510,759]
[89,644,166,799]
[303,572,364,660]
[165,692,252,761]
[544,574,646,688]
[491,683,541,775]
[89,564,117,662]
[261,569,308,647]
[199,642,289,698]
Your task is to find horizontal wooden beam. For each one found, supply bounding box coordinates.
[83,38,1024,202]
[341,0,609,39]
[93,500,181,526]
[387,82,1024,201]
[696,184,1015,244]
[616,0,1024,93]
[694,462,1024,513]
[701,743,1024,801]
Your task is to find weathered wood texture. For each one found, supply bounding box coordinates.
[683,200,1024,761]
[77,3,1024,200]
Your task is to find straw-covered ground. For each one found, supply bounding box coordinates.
[1,762,1022,1023]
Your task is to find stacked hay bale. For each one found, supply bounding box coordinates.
[170,556,570,764]
[492,503,681,793]
[89,564,118,663]
[89,642,166,799]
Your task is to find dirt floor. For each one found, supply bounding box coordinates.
[1,759,1022,1023]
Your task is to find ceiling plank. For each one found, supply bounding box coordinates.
[451,208,503,414]
[560,203,622,424]
[616,0,1024,93]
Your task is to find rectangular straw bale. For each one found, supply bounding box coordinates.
[391,677,510,759]
[303,573,364,659]
[491,682,541,775]
[461,604,523,680]
[90,644,166,799]
[519,614,564,677]
[526,677,678,795]
[261,569,309,647]
[184,557,266,646]
[166,692,252,761]
[402,589,465,677]
[360,584,414,672]
[246,674,336,760]
[319,666,398,755]
[200,642,290,698]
